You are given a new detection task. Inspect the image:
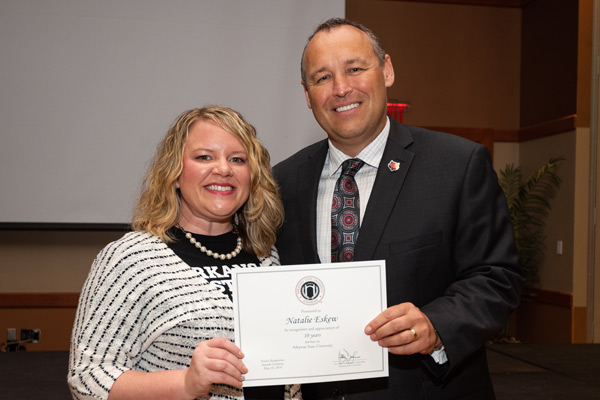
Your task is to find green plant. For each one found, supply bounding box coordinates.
[498,156,565,288]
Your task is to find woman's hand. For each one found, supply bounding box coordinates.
[182,337,248,399]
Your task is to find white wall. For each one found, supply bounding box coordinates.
[0,0,344,224]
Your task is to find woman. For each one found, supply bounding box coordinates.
[68,106,299,400]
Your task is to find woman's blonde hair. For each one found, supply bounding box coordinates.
[132,105,284,257]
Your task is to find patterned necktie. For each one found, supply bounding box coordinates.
[331,158,365,262]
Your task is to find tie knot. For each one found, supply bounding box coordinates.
[341,158,364,177]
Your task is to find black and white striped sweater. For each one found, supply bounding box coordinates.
[68,231,300,399]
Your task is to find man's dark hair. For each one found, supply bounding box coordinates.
[300,17,387,83]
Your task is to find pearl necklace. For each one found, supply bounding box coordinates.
[184,231,243,260]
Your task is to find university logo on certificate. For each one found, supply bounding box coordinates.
[231,260,389,387]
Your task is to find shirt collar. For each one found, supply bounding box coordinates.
[327,117,390,176]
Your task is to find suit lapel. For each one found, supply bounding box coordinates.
[355,121,415,261]
[296,140,329,264]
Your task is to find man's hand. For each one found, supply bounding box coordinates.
[364,303,440,355]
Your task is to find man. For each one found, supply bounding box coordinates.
[274,18,524,399]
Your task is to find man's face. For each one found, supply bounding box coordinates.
[302,25,395,156]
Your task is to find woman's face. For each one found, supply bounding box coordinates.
[178,119,251,233]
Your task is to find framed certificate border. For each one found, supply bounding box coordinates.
[232,260,388,387]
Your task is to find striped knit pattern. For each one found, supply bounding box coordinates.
[68,231,300,400]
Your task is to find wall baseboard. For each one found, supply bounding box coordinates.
[422,114,577,154]
[516,288,574,343]
[521,287,573,308]
[0,292,79,308]
[518,114,577,142]
[0,287,573,309]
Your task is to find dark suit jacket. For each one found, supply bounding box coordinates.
[273,119,524,399]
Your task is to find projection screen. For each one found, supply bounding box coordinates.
[0,0,344,226]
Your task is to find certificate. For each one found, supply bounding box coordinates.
[231,260,388,387]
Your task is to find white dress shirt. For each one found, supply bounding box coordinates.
[315,117,447,364]
[316,118,389,262]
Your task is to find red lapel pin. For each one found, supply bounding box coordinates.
[388,160,400,172]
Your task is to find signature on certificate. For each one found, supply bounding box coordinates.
[338,349,360,364]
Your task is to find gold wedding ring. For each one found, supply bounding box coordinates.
[410,328,417,340]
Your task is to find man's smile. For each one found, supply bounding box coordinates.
[335,103,360,112]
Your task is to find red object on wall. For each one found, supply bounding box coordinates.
[387,102,408,123]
